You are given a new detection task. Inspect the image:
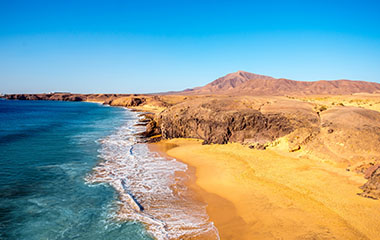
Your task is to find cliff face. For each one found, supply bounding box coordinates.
[4,93,87,101]
[1,93,149,107]
[152,96,380,199]
[3,92,380,199]
[2,93,119,102]
[158,98,301,145]
[160,109,292,145]
[138,97,321,150]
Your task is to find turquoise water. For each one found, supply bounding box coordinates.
[0,100,153,240]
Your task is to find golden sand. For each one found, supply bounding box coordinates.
[153,139,380,240]
[291,94,380,113]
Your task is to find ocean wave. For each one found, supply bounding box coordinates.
[85,110,219,240]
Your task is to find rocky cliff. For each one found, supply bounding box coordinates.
[157,97,315,145]
[3,92,380,199]
[140,96,380,199]
[2,93,124,102]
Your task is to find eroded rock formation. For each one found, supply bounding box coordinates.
[3,92,380,199]
[158,98,296,144]
[359,165,380,199]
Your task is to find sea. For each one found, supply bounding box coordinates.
[0,99,219,240]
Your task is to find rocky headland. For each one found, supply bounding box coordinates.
[2,71,380,201]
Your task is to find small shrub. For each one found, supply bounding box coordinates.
[319,105,328,112]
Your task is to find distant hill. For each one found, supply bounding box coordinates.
[180,71,380,95]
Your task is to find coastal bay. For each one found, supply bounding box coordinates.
[154,138,380,240]
[0,100,154,239]
[3,71,380,239]
[2,1,380,239]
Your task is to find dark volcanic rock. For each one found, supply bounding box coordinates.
[66,95,85,101]
[107,97,146,107]
[158,98,294,144]
[138,113,162,141]
[3,93,87,102]
[140,119,161,138]
[359,166,380,199]
[27,95,41,100]
[364,164,380,179]
[127,97,145,106]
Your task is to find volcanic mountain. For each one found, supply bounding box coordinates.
[182,71,380,95]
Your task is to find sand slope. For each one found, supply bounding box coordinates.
[156,139,380,240]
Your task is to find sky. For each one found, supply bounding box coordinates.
[0,0,380,94]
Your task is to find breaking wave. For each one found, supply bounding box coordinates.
[85,110,219,240]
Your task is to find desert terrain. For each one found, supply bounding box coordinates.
[3,71,380,239]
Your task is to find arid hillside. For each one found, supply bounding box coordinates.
[3,91,380,200]
[181,71,380,95]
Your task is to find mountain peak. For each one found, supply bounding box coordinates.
[235,70,248,74]
[181,71,380,95]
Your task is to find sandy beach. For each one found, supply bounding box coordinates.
[153,139,380,240]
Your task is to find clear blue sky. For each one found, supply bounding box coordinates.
[1,0,380,93]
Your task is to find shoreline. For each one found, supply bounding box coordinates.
[149,143,240,239]
[152,138,380,240]
[0,99,157,239]
[150,141,252,240]
[148,143,225,239]
[3,94,380,238]
[88,109,219,240]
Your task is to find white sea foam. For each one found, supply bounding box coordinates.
[85,110,220,240]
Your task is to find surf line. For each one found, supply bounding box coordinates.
[129,145,134,155]
[120,178,170,239]
[120,178,144,212]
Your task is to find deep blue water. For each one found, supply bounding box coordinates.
[0,99,153,240]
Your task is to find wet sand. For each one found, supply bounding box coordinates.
[87,123,219,240]
[152,138,380,240]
